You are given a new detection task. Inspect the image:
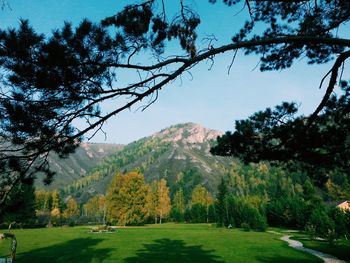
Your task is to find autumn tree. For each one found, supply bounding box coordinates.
[1,1,350,205]
[190,185,214,223]
[50,207,61,226]
[156,179,171,224]
[62,197,80,224]
[106,171,149,225]
[35,190,52,212]
[83,195,106,224]
[51,190,61,210]
[146,181,159,223]
[48,190,62,225]
[34,190,53,225]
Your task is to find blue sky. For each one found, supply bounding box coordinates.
[1,0,342,144]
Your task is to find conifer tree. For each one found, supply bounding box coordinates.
[216,178,228,227]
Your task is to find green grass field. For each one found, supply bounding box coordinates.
[295,237,350,262]
[0,224,321,263]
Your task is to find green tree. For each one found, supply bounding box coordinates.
[171,188,186,222]
[173,188,186,214]
[0,179,36,226]
[215,178,228,227]
[211,86,350,185]
[308,207,335,244]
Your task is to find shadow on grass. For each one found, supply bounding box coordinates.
[16,238,111,263]
[125,238,224,263]
[255,255,321,263]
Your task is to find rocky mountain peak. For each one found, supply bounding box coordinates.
[152,122,223,144]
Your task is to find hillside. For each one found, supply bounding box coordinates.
[63,123,236,202]
[35,143,123,190]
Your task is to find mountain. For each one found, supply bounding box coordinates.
[62,123,236,202]
[35,143,123,190]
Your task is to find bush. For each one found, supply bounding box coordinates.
[266,196,308,228]
[169,208,184,222]
[308,207,335,244]
[305,223,317,240]
[225,196,267,231]
[241,222,250,231]
[190,204,207,223]
[252,212,268,232]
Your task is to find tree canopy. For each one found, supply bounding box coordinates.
[211,83,350,185]
[1,0,350,205]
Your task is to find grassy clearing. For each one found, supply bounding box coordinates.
[293,236,350,262]
[0,223,321,263]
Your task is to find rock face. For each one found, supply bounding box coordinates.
[35,143,123,190]
[154,123,223,145]
[61,123,234,202]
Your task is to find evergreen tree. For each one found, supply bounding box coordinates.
[215,177,228,227]
[0,179,36,226]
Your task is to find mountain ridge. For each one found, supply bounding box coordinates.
[58,122,234,202]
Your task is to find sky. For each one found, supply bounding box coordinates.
[1,0,345,144]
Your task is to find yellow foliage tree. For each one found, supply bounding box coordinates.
[157,179,171,224]
[51,190,60,209]
[106,171,149,225]
[63,197,80,221]
[146,181,158,223]
[35,190,52,212]
[83,195,106,224]
[191,185,214,222]
[50,207,61,226]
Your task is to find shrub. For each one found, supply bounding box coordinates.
[308,207,335,244]
[241,222,250,231]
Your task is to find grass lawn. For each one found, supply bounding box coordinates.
[0,223,322,263]
[294,237,350,262]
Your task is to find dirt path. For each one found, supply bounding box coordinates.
[280,235,347,263]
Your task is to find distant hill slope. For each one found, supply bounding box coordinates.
[35,143,123,190]
[62,123,236,202]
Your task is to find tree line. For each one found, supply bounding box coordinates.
[1,166,350,246]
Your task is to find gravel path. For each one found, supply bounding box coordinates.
[280,235,347,263]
